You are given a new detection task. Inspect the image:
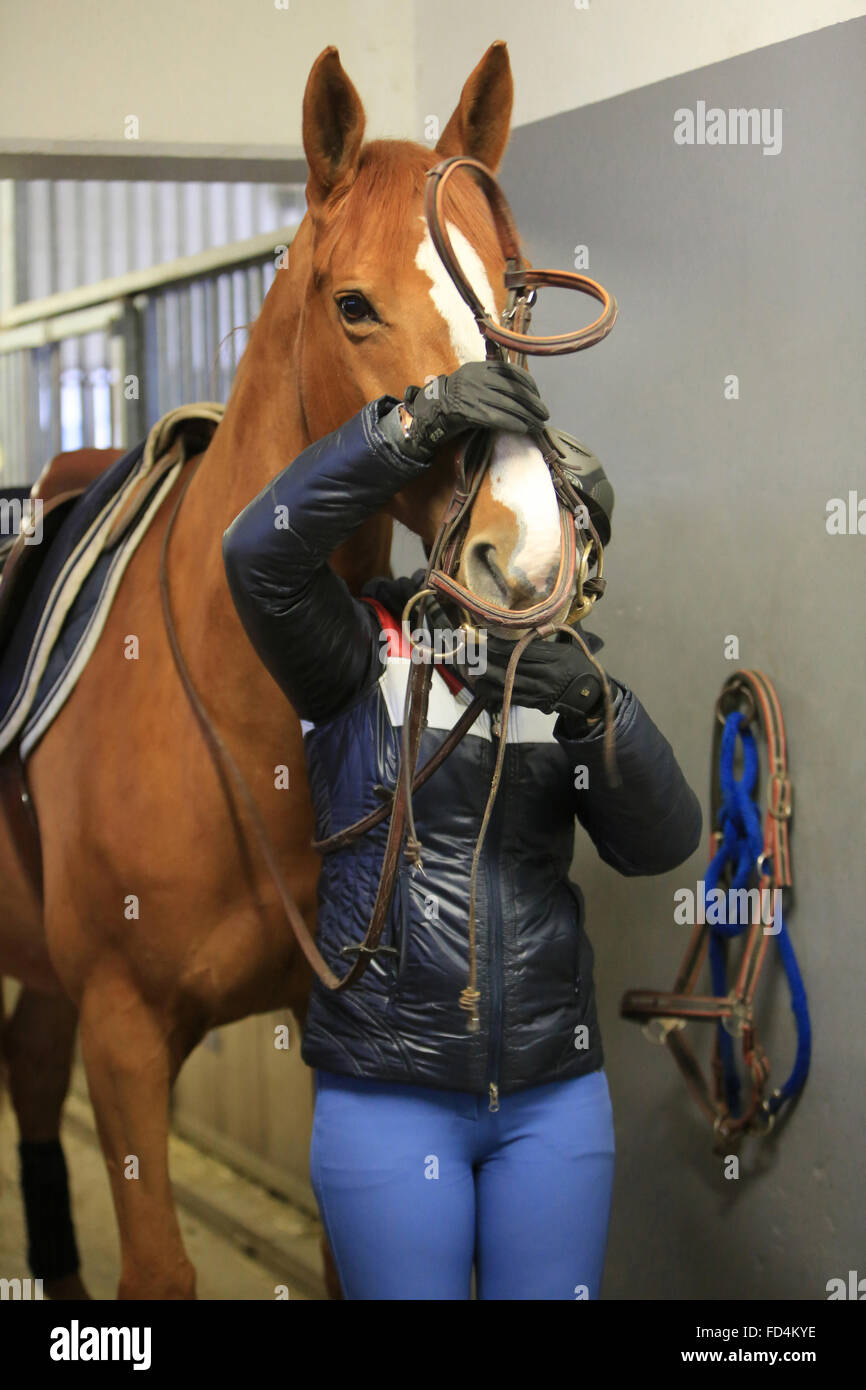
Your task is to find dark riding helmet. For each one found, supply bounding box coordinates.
[540,426,614,548]
[461,424,614,548]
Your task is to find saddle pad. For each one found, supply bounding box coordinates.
[0,403,225,760]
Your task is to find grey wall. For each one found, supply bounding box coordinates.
[495,19,865,1299]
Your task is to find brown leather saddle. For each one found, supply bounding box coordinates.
[33,447,128,505]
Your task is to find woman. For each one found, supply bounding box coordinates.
[223,360,701,1300]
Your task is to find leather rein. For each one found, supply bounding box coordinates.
[159,155,619,1026]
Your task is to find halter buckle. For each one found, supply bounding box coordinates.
[751,1101,776,1136]
[768,774,792,819]
[642,1016,686,1045]
[721,999,751,1038]
[501,288,537,324]
[756,851,773,880]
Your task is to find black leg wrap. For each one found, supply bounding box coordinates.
[18,1139,80,1281]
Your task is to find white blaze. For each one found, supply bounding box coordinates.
[414,217,496,364]
[416,215,561,597]
[488,432,560,588]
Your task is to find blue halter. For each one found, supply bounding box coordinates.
[705,711,810,1120]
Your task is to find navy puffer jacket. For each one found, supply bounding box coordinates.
[223,395,702,1105]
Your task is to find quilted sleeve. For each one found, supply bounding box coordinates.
[553,682,703,876]
[222,395,429,722]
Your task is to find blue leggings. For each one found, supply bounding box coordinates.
[310,1067,615,1300]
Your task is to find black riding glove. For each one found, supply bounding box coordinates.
[469,632,606,735]
[398,360,550,463]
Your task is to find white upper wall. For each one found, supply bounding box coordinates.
[0,0,416,158]
[0,0,862,160]
[414,0,865,135]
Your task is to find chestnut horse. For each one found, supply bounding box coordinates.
[0,41,572,1298]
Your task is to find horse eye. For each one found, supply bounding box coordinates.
[337,292,377,324]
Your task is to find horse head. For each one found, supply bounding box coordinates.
[269,41,567,626]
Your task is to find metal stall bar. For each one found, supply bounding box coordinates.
[0,225,298,481]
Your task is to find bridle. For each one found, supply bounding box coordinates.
[419,155,615,635]
[160,154,620,1031]
[376,155,621,1026]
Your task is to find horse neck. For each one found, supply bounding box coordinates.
[170,252,392,716]
[204,280,311,526]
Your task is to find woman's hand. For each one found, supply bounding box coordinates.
[398,360,550,463]
[469,632,606,728]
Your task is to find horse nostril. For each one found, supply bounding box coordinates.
[464,539,510,606]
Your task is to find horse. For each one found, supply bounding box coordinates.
[0,39,572,1299]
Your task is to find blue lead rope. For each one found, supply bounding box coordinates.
[703,711,811,1119]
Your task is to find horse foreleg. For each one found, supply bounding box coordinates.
[78,975,196,1300]
[3,986,89,1299]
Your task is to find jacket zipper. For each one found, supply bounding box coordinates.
[485,707,505,1112]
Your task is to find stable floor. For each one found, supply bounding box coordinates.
[0,1095,326,1301]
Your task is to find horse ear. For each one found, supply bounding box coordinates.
[302,47,366,211]
[435,41,513,172]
